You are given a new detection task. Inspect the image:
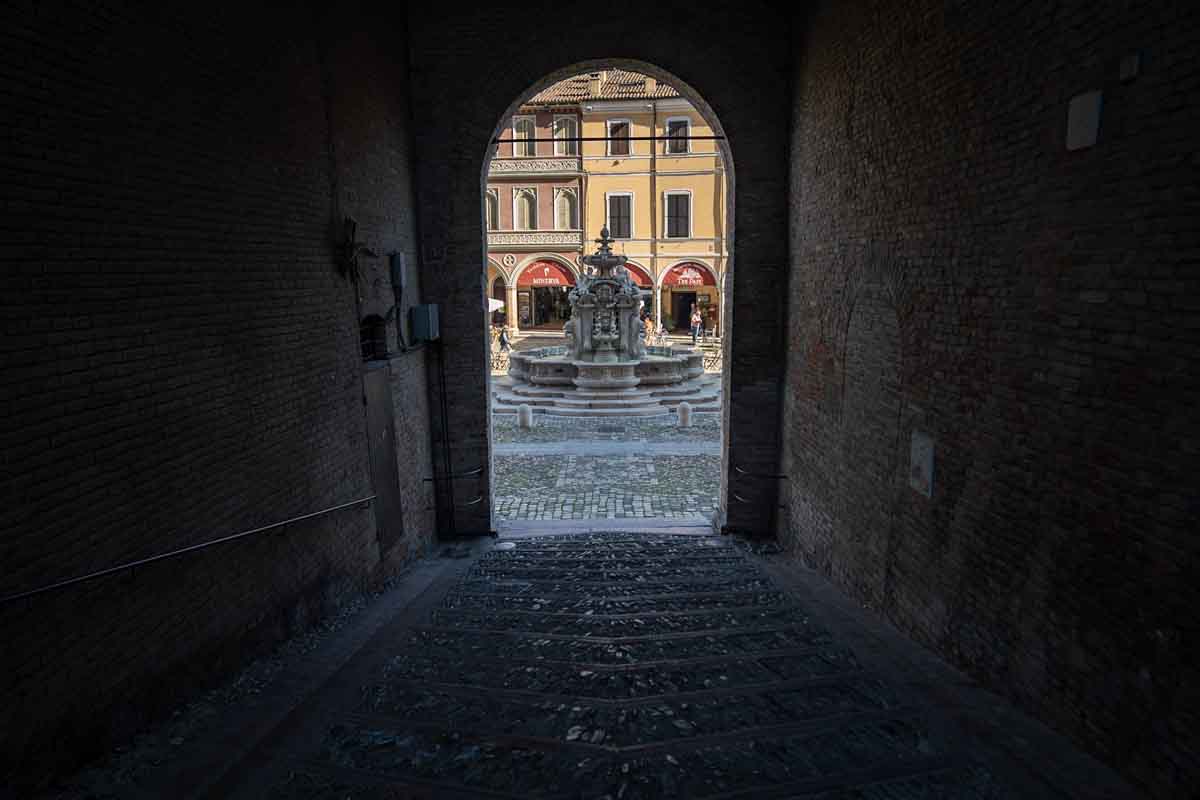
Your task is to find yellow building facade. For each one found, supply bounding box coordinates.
[580,94,727,333]
[486,70,728,335]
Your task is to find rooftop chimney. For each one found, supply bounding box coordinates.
[588,71,603,95]
[645,77,657,94]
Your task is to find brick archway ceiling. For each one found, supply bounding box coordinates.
[624,262,653,287]
[517,261,576,287]
[662,262,716,287]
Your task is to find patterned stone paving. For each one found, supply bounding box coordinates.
[244,533,1008,799]
[493,415,722,522]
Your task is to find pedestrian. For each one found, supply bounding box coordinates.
[644,313,654,342]
[499,325,511,353]
[690,304,703,345]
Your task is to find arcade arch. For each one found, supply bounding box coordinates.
[659,260,720,333]
[512,255,579,330]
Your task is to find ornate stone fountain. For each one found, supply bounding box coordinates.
[493,228,720,416]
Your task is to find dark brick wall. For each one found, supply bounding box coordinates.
[0,0,430,783]
[783,1,1200,795]
[407,1,793,534]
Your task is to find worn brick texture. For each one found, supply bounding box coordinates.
[406,1,792,536]
[0,0,432,785]
[782,2,1200,796]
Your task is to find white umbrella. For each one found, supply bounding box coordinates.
[487,298,505,312]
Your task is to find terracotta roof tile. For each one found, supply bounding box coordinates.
[526,69,680,106]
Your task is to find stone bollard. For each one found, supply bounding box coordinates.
[518,404,534,429]
[678,401,692,428]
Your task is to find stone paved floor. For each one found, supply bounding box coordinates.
[492,415,722,522]
[40,530,1140,800]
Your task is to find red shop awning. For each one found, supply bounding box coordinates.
[662,262,716,287]
[517,261,576,287]
[623,262,653,288]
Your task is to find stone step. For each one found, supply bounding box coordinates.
[546,404,671,417]
[510,385,644,399]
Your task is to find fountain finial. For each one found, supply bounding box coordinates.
[581,226,626,278]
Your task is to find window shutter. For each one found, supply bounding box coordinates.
[610,122,629,155]
[609,196,630,238]
[667,195,689,238]
[668,120,687,154]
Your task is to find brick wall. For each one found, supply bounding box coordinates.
[0,0,431,784]
[406,1,793,535]
[783,2,1200,795]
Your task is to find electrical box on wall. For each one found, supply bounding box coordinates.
[411,304,440,342]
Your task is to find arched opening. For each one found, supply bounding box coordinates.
[514,258,577,331]
[490,274,507,326]
[660,261,720,334]
[554,188,578,230]
[482,63,733,531]
[513,188,537,230]
[485,190,499,230]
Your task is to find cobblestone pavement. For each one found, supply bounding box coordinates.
[216,532,1018,799]
[46,532,1138,800]
[493,416,722,522]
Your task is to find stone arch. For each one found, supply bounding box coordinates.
[836,285,902,609]
[441,44,786,537]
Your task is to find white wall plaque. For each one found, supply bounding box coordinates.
[909,431,934,498]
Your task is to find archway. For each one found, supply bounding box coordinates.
[513,258,577,330]
[660,261,719,333]
[482,63,735,532]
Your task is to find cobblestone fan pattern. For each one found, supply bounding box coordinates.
[493,416,722,521]
[265,533,1006,799]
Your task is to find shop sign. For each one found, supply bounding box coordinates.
[518,262,576,288]
[664,263,716,287]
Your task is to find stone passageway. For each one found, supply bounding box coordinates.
[45,531,1137,799]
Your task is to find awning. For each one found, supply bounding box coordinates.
[623,262,653,288]
[662,262,716,287]
[517,261,576,287]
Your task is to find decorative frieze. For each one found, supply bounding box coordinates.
[488,231,584,248]
[489,158,582,174]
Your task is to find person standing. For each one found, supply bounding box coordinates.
[499,325,511,353]
[690,304,703,345]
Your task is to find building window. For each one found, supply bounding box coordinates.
[514,188,537,230]
[555,189,578,230]
[607,120,630,156]
[513,116,535,157]
[486,190,499,229]
[665,117,690,154]
[360,315,387,361]
[554,116,578,156]
[665,192,691,238]
[607,193,633,239]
